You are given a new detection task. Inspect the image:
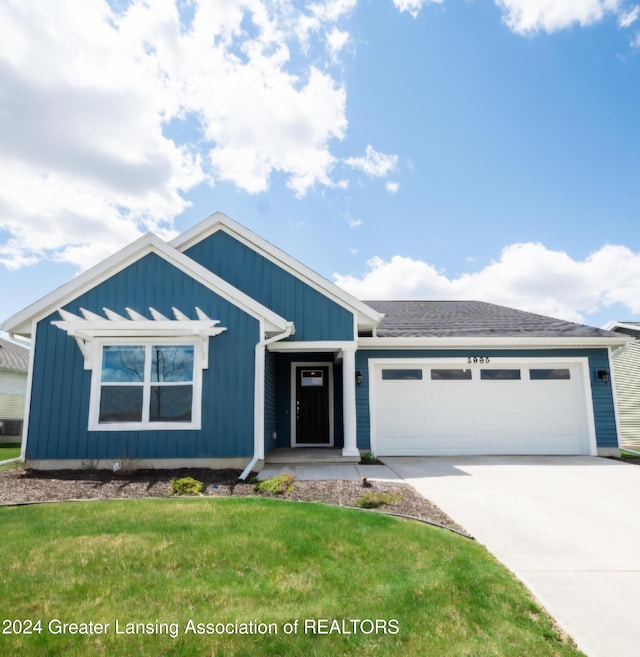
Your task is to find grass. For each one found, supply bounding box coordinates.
[0,442,21,469]
[0,498,585,657]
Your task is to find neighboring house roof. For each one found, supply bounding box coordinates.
[0,337,29,372]
[603,321,640,338]
[366,300,624,340]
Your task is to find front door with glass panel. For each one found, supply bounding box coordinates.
[295,366,330,445]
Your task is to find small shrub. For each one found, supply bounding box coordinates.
[360,451,378,464]
[356,491,402,509]
[253,473,295,495]
[170,476,205,496]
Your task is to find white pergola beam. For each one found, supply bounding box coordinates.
[52,306,227,370]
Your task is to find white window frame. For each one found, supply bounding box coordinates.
[88,337,203,431]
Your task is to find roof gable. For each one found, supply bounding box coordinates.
[170,212,383,330]
[2,233,289,338]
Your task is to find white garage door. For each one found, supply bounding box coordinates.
[370,360,593,456]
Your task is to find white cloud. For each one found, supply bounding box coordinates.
[0,0,352,270]
[392,0,634,33]
[386,181,400,193]
[392,0,444,19]
[333,242,640,323]
[326,27,350,60]
[495,0,622,34]
[297,0,357,50]
[619,5,640,27]
[345,145,398,177]
[346,214,364,228]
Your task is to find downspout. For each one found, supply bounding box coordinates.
[240,322,294,480]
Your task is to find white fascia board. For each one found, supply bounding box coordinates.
[357,336,632,349]
[170,211,383,329]
[2,233,289,337]
[267,340,358,353]
[603,321,640,334]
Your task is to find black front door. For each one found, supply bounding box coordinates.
[295,366,330,445]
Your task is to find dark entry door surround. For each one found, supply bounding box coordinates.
[294,365,331,445]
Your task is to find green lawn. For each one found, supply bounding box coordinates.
[0,498,585,657]
[0,442,20,469]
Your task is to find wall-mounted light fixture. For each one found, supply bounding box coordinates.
[597,369,610,385]
[355,370,363,385]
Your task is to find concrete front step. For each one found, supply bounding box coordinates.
[265,448,360,465]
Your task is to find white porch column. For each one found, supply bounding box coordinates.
[341,346,359,457]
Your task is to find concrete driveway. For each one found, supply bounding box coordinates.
[383,456,640,657]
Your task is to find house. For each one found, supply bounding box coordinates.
[1,212,629,473]
[604,322,640,450]
[0,337,30,444]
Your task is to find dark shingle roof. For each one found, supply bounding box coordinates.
[364,300,619,339]
[0,337,30,372]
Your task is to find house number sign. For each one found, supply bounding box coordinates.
[466,356,490,364]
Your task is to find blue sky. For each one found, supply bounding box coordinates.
[1,0,640,333]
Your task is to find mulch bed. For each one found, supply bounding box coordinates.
[0,467,468,535]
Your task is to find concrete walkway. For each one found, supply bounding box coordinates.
[383,456,640,657]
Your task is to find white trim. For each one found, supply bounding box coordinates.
[368,356,597,457]
[170,212,383,330]
[88,338,204,432]
[603,321,640,333]
[358,336,630,349]
[341,345,359,457]
[290,361,334,447]
[19,320,37,462]
[2,233,289,337]
[268,340,358,353]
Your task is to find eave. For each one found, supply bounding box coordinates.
[357,335,632,349]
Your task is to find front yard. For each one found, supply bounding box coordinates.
[0,497,585,656]
[0,442,20,470]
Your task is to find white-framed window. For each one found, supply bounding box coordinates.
[88,339,203,431]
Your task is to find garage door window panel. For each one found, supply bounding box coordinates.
[431,369,472,380]
[481,369,521,380]
[530,369,571,380]
[381,369,423,380]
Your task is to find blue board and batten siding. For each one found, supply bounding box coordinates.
[264,348,278,455]
[355,348,618,451]
[26,253,260,461]
[184,230,355,342]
